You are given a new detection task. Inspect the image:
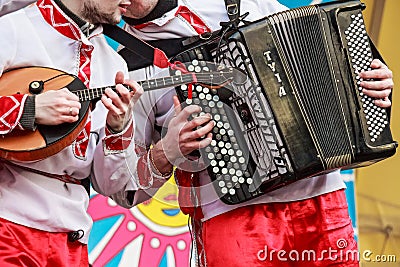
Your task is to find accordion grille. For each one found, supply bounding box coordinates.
[215,39,291,179]
[268,6,354,168]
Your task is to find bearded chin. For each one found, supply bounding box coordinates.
[82,3,119,25]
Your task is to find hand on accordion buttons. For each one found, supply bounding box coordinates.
[359,59,393,108]
[160,96,214,165]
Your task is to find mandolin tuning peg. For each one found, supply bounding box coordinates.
[29,80,44,94]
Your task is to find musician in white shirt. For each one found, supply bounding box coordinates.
[118,0,394,266]
[0,0,35,15]
[0,0,143,265]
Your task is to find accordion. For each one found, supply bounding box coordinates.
[171,0,397,205]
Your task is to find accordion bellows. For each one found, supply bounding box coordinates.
[172,0,397,204]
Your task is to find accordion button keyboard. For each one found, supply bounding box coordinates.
[346,11,389,143]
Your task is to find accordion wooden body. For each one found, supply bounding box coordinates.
[171,0,397,205]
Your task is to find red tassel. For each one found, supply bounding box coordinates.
[188,84,193,100]
[153,48,170,69]
[175,169,204,220]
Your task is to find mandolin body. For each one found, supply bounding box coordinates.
[0,66,89,161]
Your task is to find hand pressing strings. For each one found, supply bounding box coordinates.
[102,71,143,132]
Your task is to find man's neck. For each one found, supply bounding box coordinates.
[58,0,81,18]
[54,0,95,35]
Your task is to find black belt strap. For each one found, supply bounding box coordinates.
[0,158,81,185]
[103,23,190,71]
[0,158,91,195]
[104,23,221,71]
[102,24,156,68]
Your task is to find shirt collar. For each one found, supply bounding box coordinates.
[53,0,97,36]
[37,0,97,40]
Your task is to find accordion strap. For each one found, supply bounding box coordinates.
[102,24,170,69]
[104,0,241,71]
[224,0,241,25]
[117,35,189,71]
[102,23,154,63]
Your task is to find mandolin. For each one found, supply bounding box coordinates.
[0,66,233,161]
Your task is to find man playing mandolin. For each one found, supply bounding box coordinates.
[0,0,144,266]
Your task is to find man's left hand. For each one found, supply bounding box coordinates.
[102,71,143,132]
[359,59,393,108]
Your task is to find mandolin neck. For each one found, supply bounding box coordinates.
[73,73,196,102]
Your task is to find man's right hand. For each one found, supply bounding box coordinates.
[160,96,214,165]
[35,88,81,125]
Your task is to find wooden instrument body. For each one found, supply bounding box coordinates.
[0,66,89,161]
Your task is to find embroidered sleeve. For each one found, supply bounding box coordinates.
[0,94,28,134]
[103,120,134,154]
[135,150,170,190]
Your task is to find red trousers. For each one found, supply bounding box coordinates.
[0,218,89,267]
[201,190,359,267]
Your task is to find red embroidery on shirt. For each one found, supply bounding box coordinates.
[37,0,81,40]
[0,94,25,134]
[175,6,211,34]
[104,123,134,152]
[37,0,92,86]
[136,151,152,188]
[73,118,91,160]
[133,22,151,30]
[79,45,93,87]
[135,150,167,189]
[135,144,147,156]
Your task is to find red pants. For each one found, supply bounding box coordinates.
[0,218,89,267]
[201,190,359,267]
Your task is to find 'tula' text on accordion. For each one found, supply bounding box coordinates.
[263,50,287,97]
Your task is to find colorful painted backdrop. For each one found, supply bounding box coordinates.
[88,1,357,267]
